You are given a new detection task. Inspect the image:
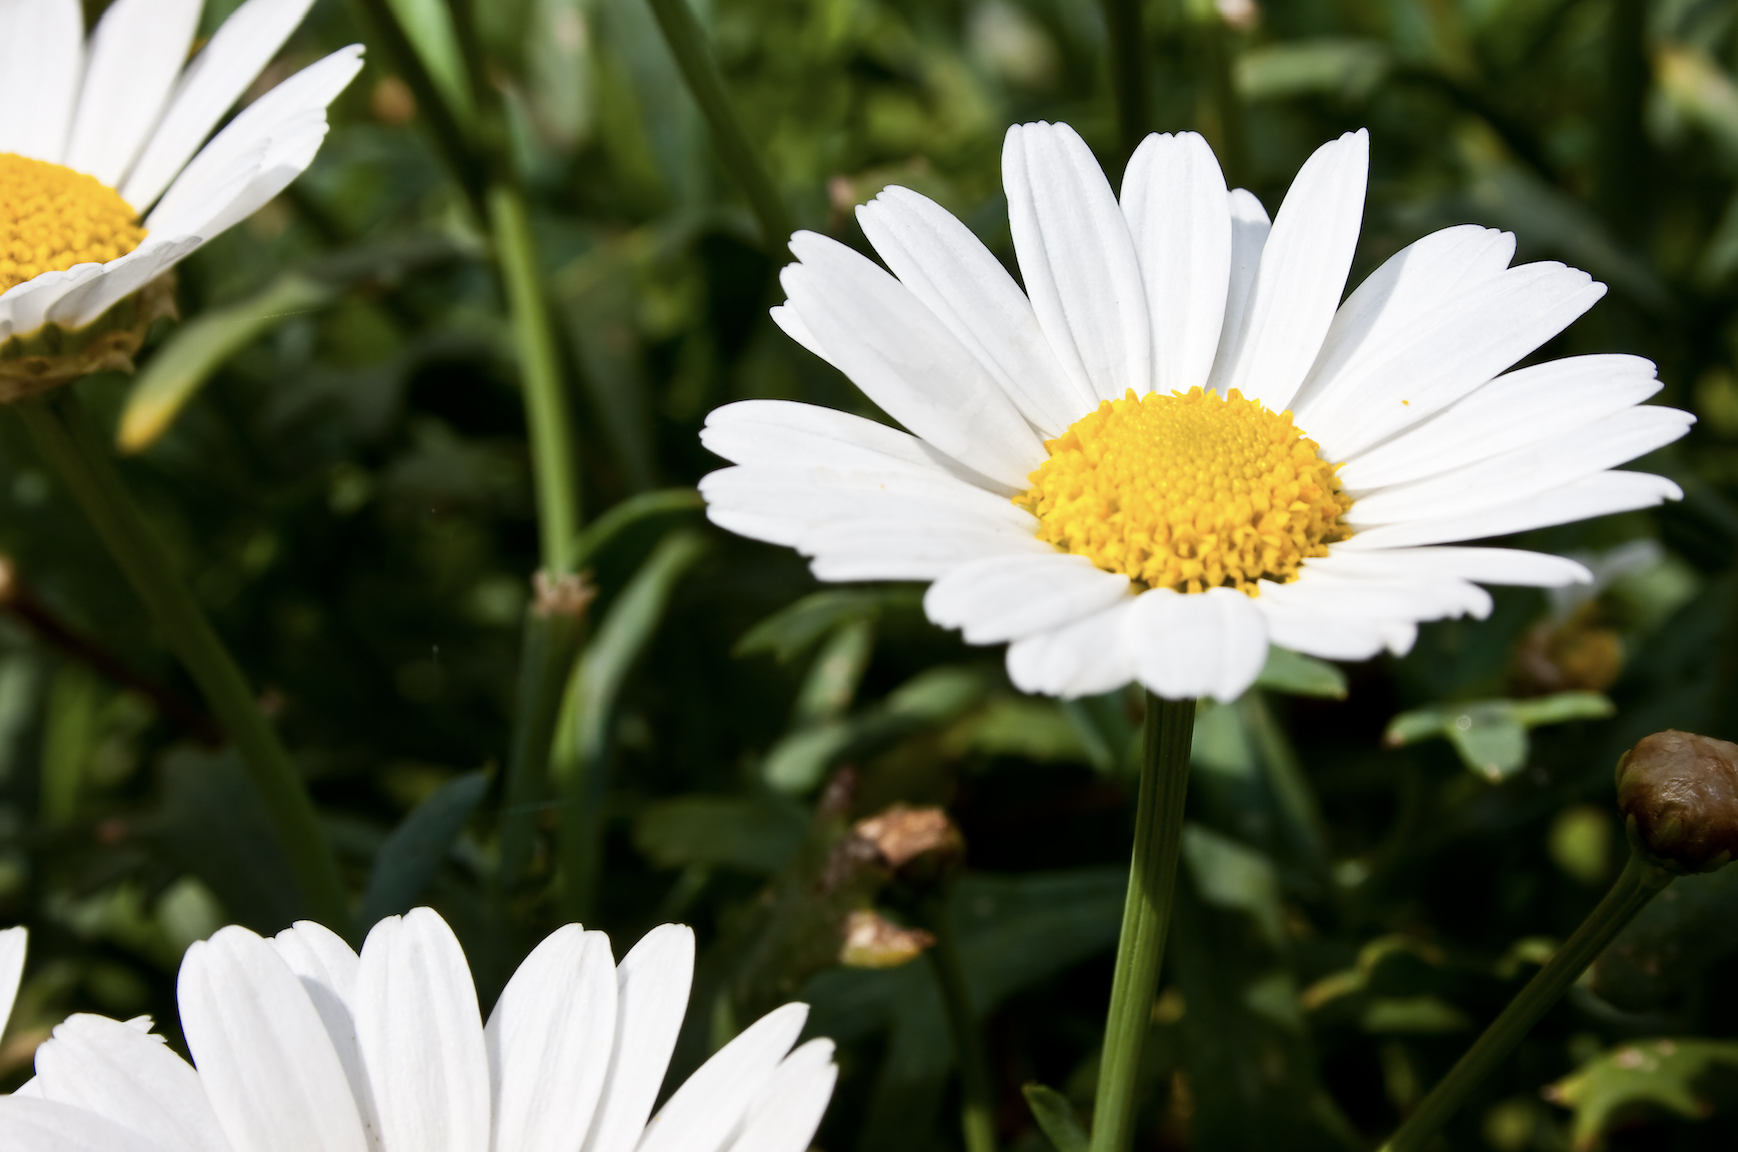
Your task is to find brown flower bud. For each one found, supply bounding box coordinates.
[1615,730,1738,873]
[852,803,964,885]
[838,909,934,969]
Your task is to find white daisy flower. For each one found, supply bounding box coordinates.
[700,122,1694,703]
[0,908,837,1152]
[0,0,361,394]
[0,925,24,1039]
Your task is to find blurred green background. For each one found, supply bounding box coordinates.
[5,0,1738,1148]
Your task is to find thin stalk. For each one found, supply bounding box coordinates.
[497,605,586,888]
[346,0,487,219]
[1379,851,1674,1152]
[1089,694,1196,1152]
[1102,0,1149,163]
[1201,18,1249,190]
[644,0,795,255]
[15,390,350,934]
[925,889,998,1152]
[489,184,583,574]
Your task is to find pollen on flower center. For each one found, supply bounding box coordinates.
[1016,386,1352,594]
[0,154,147,294]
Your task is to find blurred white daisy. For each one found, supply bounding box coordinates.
[0,0,361,393]
[0,908,836,1152]
[700,122,1693,703]
[1,925,23,1039]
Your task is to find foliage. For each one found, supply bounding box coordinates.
[4,0,1738,1150]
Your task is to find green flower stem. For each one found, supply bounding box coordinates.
[489,184,583,574]
[1102,0,1150,162]
[1379,850,1675,1152]
[644,0,796,255]
[1090,693,1196,1152]
[15,389,350,934]
[925,889,998,1152]
[1201,18,1249,190]
[497,605,586,889]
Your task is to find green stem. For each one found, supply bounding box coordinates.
[1089,694,1196,1152]
[643,0,796,255]
[497,606,586,888]
[1379,851,1674,1152]
[1201,18,1249,190]
[346,0,487,219]
[1102,0,1149,163]
[489,183,583,574]
[15,390,351,934]
[926,889,998,1152]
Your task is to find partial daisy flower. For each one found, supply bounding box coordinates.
[0,925,23,1039]
[700,123,1693,703]
[0,0,361,398]
[0,908,836,1152]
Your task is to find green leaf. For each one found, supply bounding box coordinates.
[1383,693,1614,780]
[735,588,921,663]
[633,794,808,874]
[1182,824,1285,949]
[359,770,490,930]
[118,276,336,453]
[1546,1039,1738,1151]
[1255,646,1348,699]
[383,0,477,127]
[946,697,1099,764]
[1023,1083,1090,1152]
[791,618,874,728]
[570,488,705,570]
[1236,37,1393,103]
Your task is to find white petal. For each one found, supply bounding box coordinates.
[769,304,828,363]
[1206,188,1271,394]
[723,1039,838,1152]
[700,464,1034,550]
[1338,354,1660,491]
[0,926,23,1037]
[1337,470,1683,550]
[34,1014,231,1152]
[0,0,82,163]
[0,262,107,341]
[1004,121,1151,403]
[62,0,201,187]
[1346,406,1695,526]
[779,234,1045,488]
[271,923,377,1151]
[148,46,364,238]
[582,925,695,1152]
[354,910,490,1152]
[48,235,202,331]
[924,552,1132,644]
[1270,569,1494,623]
[1120,132,1231,395]
[123,0,320,210]
[637,1003,808,1152]
[1215,130,1368,412]
[178,927,369,1152]
[701,398,1004,490]
[0,1096,175,1152]
[1289,225,1516,425]
[858,186,1085,434]
[804,519,1054,582]
[1125,587,1269,703]
[1308,546,1593,587]
[1296,262,1607,461]
[1251,593,1391,661]
[487,926,618,1152]
[1005,600,1139,699]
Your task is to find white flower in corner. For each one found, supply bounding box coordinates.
[0,0,362,394]
[700,122,1693,703]
[0,908,837,1152]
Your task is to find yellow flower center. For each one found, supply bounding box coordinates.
[1,154,147,294]
[1016,387,1352,594]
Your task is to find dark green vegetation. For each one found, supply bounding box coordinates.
[5,0,1738,1149]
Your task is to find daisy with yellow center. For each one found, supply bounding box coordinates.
[0,0,362,396]
[701,122,1694,702]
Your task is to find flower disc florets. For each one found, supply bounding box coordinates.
[0,154,146,292]
[1017,386,1351,594]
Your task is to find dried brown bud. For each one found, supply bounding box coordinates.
[532,570,597,619]
[1615,730,1738,873]
[838,909,934,969]
[852,804,964,879]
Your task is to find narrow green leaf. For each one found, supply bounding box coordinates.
[735,588,920,663]
[383,0,477,127]
[1022,1083,1089,1152]
[571,488,705,571]
[118,276,335,453]
[359,770,490,929]
[633,794,808,874]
